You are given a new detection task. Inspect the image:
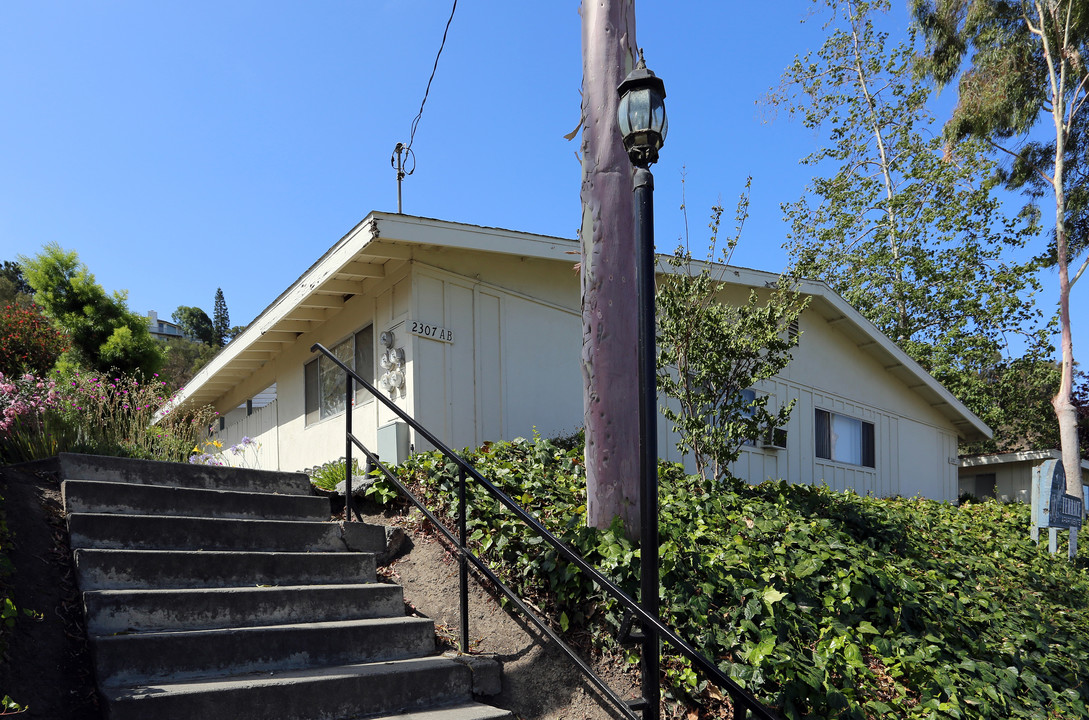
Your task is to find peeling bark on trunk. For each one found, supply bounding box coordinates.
[579,0,641,537]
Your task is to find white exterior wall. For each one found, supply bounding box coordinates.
[407,251,582,453]
[658,286,960,501]
[214,400,279,470]
[197,239,965,501]
[217,267,414,472]
[959,459,1089,504]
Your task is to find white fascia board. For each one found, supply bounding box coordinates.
[960,450,1089,470]
[163,214,383,416]
[370,212,579,262]
[164,212,579,416]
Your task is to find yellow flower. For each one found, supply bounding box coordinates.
[192,446,200,454]
[210,440,223,449]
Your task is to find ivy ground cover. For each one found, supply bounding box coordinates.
[391,436,1089,719]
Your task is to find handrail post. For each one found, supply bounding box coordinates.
[345,372,354,522]
[458,466,470,653]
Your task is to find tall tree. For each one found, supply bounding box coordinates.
[19,243,164,378]
[774,0,1052,453]
[213,288,229,348]
[0,261,32,300]
[913,0,1088,518]
[172,305,216,346]
[579,0,642,537]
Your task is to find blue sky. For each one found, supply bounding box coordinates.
[0,1,1082,358]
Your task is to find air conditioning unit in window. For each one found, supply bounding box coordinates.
[761,428,788,450]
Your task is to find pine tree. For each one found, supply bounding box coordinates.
[213,288,229,348]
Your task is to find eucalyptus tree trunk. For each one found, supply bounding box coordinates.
[1035,0,1083,553]
[579,0,641,538]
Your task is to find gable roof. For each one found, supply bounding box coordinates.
[165,212,991,442]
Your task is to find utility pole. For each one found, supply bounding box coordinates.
[579,0,642,539]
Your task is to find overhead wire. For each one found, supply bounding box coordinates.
[406,0,458,153]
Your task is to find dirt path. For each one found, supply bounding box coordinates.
[367,506,639,720]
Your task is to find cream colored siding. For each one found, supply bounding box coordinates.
[217,400,279,470]
[408,265,580,453]
[172,215,984,500]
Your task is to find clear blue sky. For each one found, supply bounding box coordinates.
[0,1,1081,359]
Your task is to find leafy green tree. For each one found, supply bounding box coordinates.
[657,184,808,482]
[913,0,1088,506]
[157,337,217,392]
[171,305,215,346]
[774,0,1052,453]
[18,243,164,378]
[213,288,229,348]
[0,261,32,304]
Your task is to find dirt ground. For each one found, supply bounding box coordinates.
[364,504,640,720]
[0,460,99,719]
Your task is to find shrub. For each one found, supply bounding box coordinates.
[392,435,1089,720]
[0,304,66,378]
[0,369,216,464]
[307,458,363,492]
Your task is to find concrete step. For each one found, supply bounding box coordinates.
[73,549,378,590]
[62,479,330,520]
[58,452,312,495]
[84,583,406,633]
[68,513,386,553]
[360,704,514,720]
[101,657,492,720]
[93,616,436,686]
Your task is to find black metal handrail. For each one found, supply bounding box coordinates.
[311,342,781,720]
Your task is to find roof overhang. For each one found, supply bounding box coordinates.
[162,212,991,443]
[161,212,579,416]
[658,260,993,443]
[960,449,1089,470]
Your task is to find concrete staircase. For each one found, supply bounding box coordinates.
[59,453,509,720]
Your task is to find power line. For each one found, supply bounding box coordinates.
[406,0,458,152]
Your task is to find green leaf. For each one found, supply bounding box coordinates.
[762,587,787,605]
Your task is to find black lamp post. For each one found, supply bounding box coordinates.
[618,49,666,720]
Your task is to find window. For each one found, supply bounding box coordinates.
[815,409,875,467]
[304,325,375,425]
[740,388,757,446]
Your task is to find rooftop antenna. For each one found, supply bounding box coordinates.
[391,142,415,214]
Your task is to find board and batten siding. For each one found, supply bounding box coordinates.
[655,305,960,501]
[409,265,582,454]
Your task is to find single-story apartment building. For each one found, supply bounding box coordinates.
[165,212,991,502]
[959,450,1089,504]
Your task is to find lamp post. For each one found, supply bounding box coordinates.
[618,49,666,720]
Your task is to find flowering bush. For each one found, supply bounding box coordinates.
[0,372,57,433]
[0,368,217,463]
[189,436,261,468]
[0,371,76,462]
[0,304,66,377]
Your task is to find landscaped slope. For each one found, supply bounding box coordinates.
[386,436,1089,720]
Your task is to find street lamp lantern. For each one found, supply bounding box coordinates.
[617,49,667,168]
